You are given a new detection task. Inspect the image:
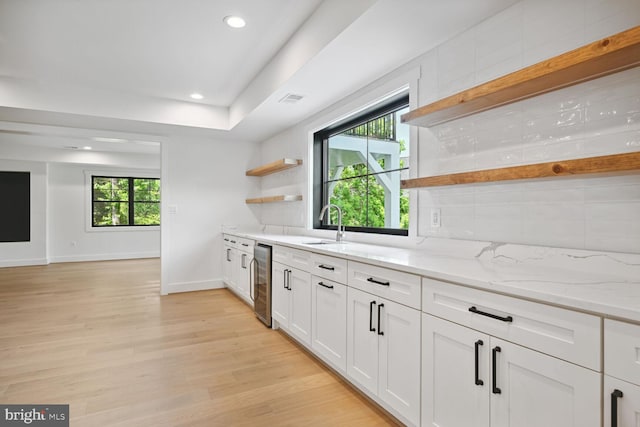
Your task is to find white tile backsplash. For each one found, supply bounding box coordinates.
[415,0,640,253]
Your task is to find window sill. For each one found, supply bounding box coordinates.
[87,225,160,233]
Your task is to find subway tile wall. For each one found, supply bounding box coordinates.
[417,0,640,253]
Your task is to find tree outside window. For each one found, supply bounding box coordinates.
[92,176,160,227]
[315,95,410,235]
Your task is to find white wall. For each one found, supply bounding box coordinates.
[257,0,640,254]
[161,136,261,294]
[48,163,160,262]
[0,159,47,267]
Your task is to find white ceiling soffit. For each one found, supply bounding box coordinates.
[0,0,520,143]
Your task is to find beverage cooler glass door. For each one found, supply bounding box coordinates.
[253,244,272,327]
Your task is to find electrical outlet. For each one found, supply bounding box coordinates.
[430,208,441,228]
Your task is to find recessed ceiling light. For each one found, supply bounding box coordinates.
[190,93,204,100]
[223,15,246,28]
[82,146,93,150]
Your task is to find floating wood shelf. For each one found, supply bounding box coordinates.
[245,195,303,204]
[246,158,302,177]
[401,26,640,128]
[401,152,640,189]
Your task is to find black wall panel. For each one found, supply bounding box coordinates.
[0,171,30,242]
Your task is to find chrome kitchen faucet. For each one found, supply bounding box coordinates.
[319,204,345,243]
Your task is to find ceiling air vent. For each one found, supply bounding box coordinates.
[278,93,304,104]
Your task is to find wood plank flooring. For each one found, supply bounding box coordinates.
[0,259,398,426]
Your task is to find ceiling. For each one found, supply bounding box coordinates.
[0,0,520,154]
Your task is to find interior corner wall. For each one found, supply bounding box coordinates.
[0,159,47,267]
[161,136,261,294]
[47,163,161,263]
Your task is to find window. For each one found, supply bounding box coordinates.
[91,176,160,227]
[314,94,410,235]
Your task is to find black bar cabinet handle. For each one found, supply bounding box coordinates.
[287,270,292,291]
[224,238,229,242]
[318,281,334,289]
[492,346,501,394]
[369,301,376,332]
[318,264,335,271]
[226,248,231,262]
[469,306,513,323]
[242,243,249,247]
[475,340,484,386]
[283,269,289,290]
[230,240,236,243]
[377,304,384,336]
[367,277,390,286]
[611,389,623,427]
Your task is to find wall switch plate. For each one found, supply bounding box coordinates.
[430,208,441,228]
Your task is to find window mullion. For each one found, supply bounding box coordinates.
[128,178,134,226]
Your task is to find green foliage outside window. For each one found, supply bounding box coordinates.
[92,176,160,227]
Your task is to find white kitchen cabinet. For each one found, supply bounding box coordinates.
[422,313,601,427]
[347,286,420,426]
[311,275,347,373]
[604,319,640,427]
[604,375,640,427]
[222,235,254,304]
[271,261,312,346]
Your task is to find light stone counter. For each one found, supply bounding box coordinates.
[224,231,640,323]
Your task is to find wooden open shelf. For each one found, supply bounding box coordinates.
[245,195,303,204]
[401,26,640,127]
[246,158,302,177]
[401,152,640,189]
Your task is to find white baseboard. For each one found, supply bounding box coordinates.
[0,258,49,268]
[49,251,160,263]
[167,279,225,294]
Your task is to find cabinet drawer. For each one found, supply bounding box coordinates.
[273,245,312,271]
[310,253,347,284]
[236,237,254,252]
[605,319,640,386]
[422,278,601,371]
[223,234,238,248]
[348,261,421,309]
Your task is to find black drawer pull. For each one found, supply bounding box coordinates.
[492,346,501,394]
[224,238,229,241]
[475,340,484,386]
[377,303,384,336]
[611,389,623,427]
[469,306,513,323]
[367,277,390,286]
[318,281,334,289]
[230,240,236,243]
[318,264,335,271]
[242,243,249,247]
[369,301,376,332]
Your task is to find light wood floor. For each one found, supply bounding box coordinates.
[0,259,398,426]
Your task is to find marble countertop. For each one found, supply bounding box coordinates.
[225,231,640,323]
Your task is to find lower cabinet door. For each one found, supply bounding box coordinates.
[223,246,236,289]
[347,287,379,395]
[311,276,347,373]
[605,375,640,427]
[491,337,601,427]
[271,262,289,327]
[235,251,252,301]
[422,314,490,427]
[288,268,312,345]
[378,299,421,426]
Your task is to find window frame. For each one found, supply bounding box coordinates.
[313,94,410,236]
[85,171,160,231]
